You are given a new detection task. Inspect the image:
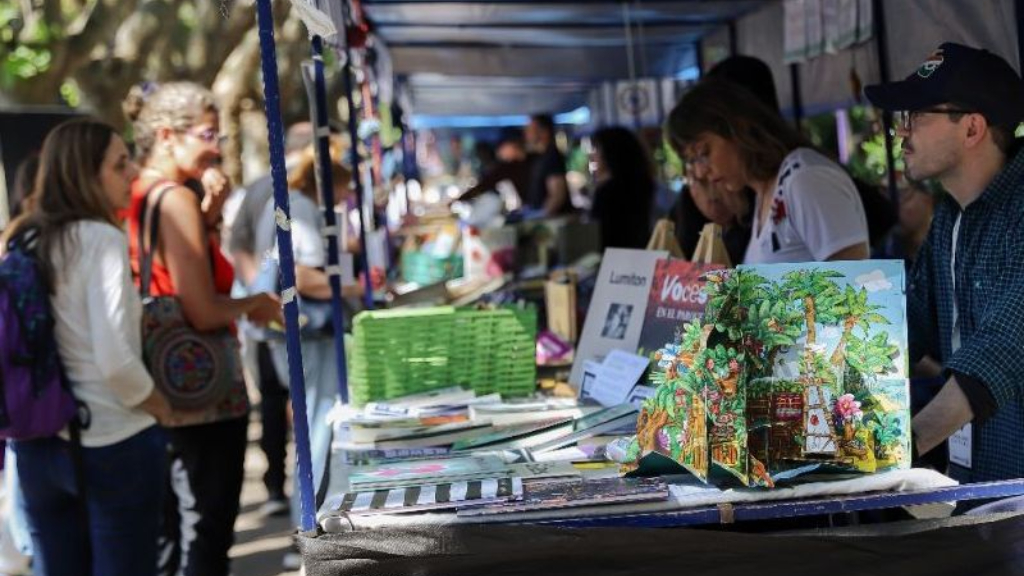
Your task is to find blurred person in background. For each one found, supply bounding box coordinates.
[0,152,41,576]
[254,141,382,570]
[525,114,571,215]
[588,126,654,249]
[884,178,938,269]
[226,121,314,519]
[457,131,531,209]
[668,177,753,265]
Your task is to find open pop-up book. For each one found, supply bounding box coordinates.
[622,260,912,488]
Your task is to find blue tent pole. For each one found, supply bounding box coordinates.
[254,0,316,532]
[341,0,375,310]
[303,35,351,404]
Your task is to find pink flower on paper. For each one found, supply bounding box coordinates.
[834,393,863,422]
[656,428,671,451]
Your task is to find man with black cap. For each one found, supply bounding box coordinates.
[865,42,1024,486]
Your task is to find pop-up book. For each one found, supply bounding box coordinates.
[622,260,911,487]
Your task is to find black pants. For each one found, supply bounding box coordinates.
[257,341,290,499]
[159,416,248,576]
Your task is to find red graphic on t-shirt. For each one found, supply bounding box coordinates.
[771,197,788,225]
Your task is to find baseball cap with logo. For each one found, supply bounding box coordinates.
[865,42,1024,128]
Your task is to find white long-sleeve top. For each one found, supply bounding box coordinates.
[49,221,156,446]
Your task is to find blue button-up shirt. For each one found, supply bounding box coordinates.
[909,142,1024,483]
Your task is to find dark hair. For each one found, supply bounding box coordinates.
[706,55,781,113]
[530,114,555,134]
[592,126,654,190]
[666,80,807,183]
[5,119,120,292]
[498,128,525,148]
[11,153,40,220]
[989,123,1016,154]
[949,100,1016,154]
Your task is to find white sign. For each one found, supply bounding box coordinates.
[570,248,667,387]
[615,79,661,127]
[588,350,650,408]
[289,0,338,40]
[833,0,859,51]
[856,0,874,43]
[805,0,824,60]
[784,0,808,64]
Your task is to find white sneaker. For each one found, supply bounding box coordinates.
[282,551,302,571]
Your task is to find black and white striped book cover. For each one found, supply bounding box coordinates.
[322,477,524,517]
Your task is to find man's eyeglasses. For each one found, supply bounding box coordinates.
[893,107,975,133]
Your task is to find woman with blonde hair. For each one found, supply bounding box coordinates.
[123,81,280,576]
[666,80,868,264]
[8,118,171,576]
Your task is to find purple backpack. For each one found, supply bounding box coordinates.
[0,231,78,459]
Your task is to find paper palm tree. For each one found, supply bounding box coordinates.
[781,269,844,345]
[846,330,898,380]
[830,285,889,366]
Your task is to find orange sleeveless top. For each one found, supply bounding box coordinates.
[126,179,235,296]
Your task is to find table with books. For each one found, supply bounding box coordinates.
[301,386,1024,576]
[300,255,1024,574]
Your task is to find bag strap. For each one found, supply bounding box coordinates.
[136,181,178,300]
[67,400,92,567]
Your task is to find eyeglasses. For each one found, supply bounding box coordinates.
[181,127,226,146]
[681,144,711,173]
[893,107,975,133]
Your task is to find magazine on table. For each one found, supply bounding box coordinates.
[348,454,513,492]
[457,477,668,516]
[321,477,524,517]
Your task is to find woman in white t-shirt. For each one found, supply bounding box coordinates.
[666,80,869,264]
[6,119,171,576]
[255,140,379,531]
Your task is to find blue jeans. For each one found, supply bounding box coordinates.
[14,426,166,576]
[4,447,32,557]
[270,336,339,528]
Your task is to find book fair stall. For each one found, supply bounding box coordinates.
[240,0,1024,574]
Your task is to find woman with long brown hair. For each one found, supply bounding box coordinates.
[8,118,171,576]
[666,80,868,264]
[123,81,280,576]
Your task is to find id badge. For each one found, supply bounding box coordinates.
[949,423,972,469]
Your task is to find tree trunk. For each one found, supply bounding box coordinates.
[9,0,141,105]
[213,28,262,186]
[803,296,817,344]
[830,316,859,366]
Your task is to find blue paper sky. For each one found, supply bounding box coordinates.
[739,260,909,378]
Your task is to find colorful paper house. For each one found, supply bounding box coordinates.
[623,260,912,488]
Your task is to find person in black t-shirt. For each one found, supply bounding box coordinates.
[524,114,571,215]
[589,126,654,250]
